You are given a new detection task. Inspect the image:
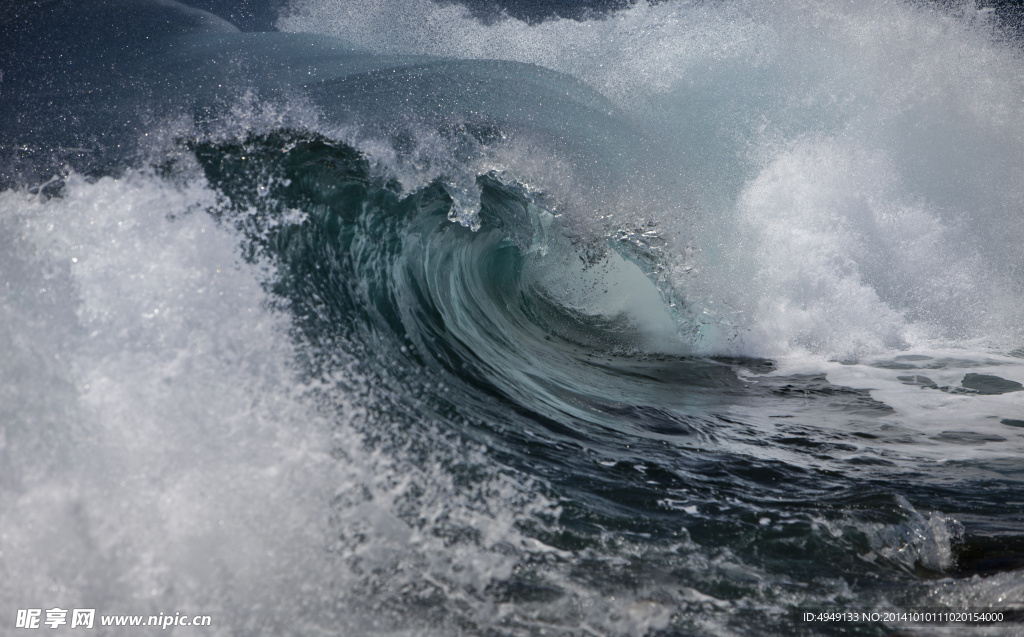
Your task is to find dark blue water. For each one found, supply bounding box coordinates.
[2,2,1024,635]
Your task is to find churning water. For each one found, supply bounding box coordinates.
[2,0,1023,634]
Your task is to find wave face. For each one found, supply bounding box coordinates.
[2,1,1024,635]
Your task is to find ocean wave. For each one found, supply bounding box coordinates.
[3,1,1024,634]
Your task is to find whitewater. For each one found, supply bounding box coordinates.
[1,0,1023,635]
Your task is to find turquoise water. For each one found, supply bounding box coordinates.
[2,1,1024,635]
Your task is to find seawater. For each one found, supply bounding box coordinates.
[1,1,1023,635]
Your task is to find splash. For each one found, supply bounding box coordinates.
[281,0,1024,358]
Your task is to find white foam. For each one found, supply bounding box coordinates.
[0,173,348,630]
[0,172,548,634]
[740,348,1024,471]
[722,138,1017,358]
